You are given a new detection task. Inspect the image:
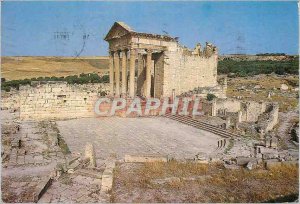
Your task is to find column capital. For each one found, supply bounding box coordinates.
[113,51,120,57]
[121,49,128,55]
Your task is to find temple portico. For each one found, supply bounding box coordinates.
[104,22,226,99]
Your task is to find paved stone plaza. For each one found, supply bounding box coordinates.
[57,117,222,160]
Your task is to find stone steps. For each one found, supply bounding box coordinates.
[164,114,238,138]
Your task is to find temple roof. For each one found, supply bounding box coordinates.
[104,22,177,42]
[115,22,134,32]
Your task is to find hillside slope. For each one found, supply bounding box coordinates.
[1,56,109,80]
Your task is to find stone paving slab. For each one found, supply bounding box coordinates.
[57,117,222,160]
[38,171,103,203]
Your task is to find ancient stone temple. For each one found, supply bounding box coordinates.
[104,22,226,98]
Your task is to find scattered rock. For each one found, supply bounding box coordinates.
[224,164,240,170]
[280,84,289,91]
[262,153,278,160]
[246,160,257,170]
[235,156,255,166]
[254,85,261,89]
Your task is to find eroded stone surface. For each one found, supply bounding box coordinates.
[57,117,222,160]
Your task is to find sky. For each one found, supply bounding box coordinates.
[2,1,299,56]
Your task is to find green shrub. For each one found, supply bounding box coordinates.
[101,75,109,83]
[218,58,299,76]
[207,93,217,101]
[1,73,111,91]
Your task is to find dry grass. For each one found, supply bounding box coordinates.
[1,56,109,80]
[112,161,298,203]
[227,75,298,112]
[140,160,209,178]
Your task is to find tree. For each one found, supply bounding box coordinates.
[207,93,217,101]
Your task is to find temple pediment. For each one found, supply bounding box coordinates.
[104,22,134,41]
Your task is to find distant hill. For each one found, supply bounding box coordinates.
[1,56,109,80]
[219,54,298,62]
[218,55,298,76]
[1,54,298,81]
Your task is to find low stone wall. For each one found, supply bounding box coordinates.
[213,98,279,131]
[215,98,241,113]
[241,101,267,122]
[19,82,110,120]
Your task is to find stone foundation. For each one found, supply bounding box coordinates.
[213,98,279,132]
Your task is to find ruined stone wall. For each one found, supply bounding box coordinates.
[257,104,279,132]
[19,82,110,120]
[129,36,220,98]
[163,45,218,97]
[215,98,242,113]
[241,101,266,122]
[214,98,278,128]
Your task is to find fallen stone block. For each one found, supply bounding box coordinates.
[246,160,258,170]
[100,160,116,198]
[124,154,168,163]
[67,169,75,174]
[85,143,96,167]
[75,169,102,179]
[235,156,255,166]
[34,177,53,202]
[196,160,209,164]
[101,171,113,192]
[210,157,222,163]
[67,160,81,171]
[263,152,278,160]
[280,84,289,91]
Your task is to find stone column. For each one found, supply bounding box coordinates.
[211,98,217,116]
[109,52,114,95]
[85,143,96,167]
[145,50,152,98]
[121,50,127,96]
[114,51,120,96]
[129,49,136,98]
[136,53,144,96]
